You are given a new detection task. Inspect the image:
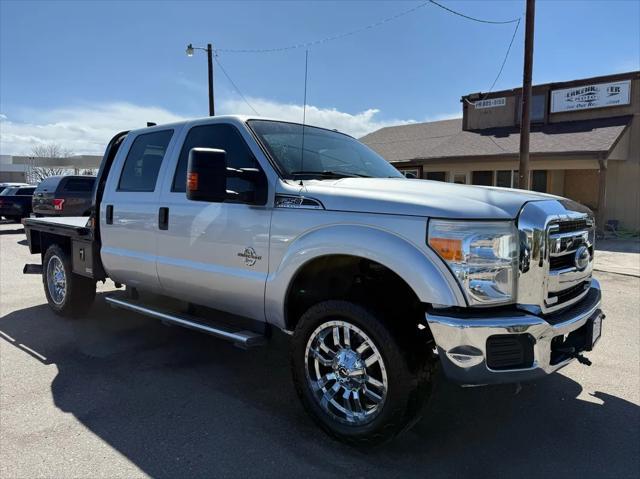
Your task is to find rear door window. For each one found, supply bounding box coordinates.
[36,176,62,192]
[63,178,95,192]
[118,130,174,192]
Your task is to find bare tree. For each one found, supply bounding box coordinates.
[28,144,73,183]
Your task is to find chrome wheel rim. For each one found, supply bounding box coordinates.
[47,255,66,305]
[304,320,388,426]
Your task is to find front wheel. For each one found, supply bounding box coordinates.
[43,244,96,317]
[291,300,436,446]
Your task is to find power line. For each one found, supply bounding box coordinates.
[484,17,522,94]
[212,1,521,114]
[217,1,519,54]
[465,17,522,105]
[213,56,261,115]
[428,0,520,25]
[217,2,430,53]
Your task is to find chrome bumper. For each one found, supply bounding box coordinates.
[426,279,603,386]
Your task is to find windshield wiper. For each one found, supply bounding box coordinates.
[290,170,369,179]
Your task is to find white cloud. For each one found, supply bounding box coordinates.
[0,99,459,155]
[218,97,420,138]
[0,103,187,156]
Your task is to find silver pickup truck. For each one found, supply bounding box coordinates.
[23,116,604,445]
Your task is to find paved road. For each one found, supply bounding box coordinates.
[1,221,638,478]
[595,239,640,277]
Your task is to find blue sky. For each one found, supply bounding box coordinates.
[1,0,638,154]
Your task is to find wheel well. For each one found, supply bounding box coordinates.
[35,232,71,259]
[285,255,426,332]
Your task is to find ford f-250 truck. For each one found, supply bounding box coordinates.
[23,116,604,445]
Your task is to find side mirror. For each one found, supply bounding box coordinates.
[187,148,227,202]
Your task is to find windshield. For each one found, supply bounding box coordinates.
[248,120,403,179]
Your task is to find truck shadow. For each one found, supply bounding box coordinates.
[1,296,638,478]
[0,226,24,235]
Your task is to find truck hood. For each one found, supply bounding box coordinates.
[279,178,558,219]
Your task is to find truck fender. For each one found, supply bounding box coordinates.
[264,224,465,329]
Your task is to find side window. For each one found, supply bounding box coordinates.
[118,130,173,192]
[37,176,61,192]
[64,178,95,192]
[172,124,260,197]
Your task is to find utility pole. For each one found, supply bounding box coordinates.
[186,43,215,116]
[518,0,535,189]
[206,43,215,116]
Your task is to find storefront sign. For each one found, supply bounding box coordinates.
[474,97,506,109]
[551,80,631,113]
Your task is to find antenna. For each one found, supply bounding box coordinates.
[299,49,309,185]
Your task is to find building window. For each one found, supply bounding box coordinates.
[517,93,546,124]
[401,168,421,179]
[496,170,520,188]
[426,171,447,182]
[531,170,548,192]
[472,170,493,186]
[496,170,512,188]
[453,172,467,184]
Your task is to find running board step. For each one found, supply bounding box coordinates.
[105,296,266,348]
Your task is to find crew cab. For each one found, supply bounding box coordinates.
[23,116,604,445]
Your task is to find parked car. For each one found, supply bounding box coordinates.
[0,182,29,195]
[32,175,96,217]
[23,116,604,445]
[0,185,36,222]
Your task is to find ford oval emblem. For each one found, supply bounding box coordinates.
[574,245,590,270]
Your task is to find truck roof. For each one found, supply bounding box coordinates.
[127,115,351,138]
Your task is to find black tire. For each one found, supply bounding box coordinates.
[43,244,96,317]
[291,300,436,447]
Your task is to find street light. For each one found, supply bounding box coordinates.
[186,43,214,116]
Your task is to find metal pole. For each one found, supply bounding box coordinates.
[518,0,535,189]
[207,43,215,116]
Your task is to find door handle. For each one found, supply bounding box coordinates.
[106,204,113,225]
[158,207,169,230]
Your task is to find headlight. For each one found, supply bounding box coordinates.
[428,220,518,306]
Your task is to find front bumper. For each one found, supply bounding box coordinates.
[426,279,603,386]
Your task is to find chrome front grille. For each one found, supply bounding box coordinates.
[517,200,595,315]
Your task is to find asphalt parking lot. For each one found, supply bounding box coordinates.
[1,221,639,479]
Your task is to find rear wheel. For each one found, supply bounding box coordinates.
[43,244,95,317]
[291,300,436,446]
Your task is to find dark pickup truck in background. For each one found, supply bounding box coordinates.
[0,182,29,194]
[32,175,96,217]
[0,185,36,222]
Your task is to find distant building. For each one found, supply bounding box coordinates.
[361,71,640,231]
[0,155,27,182]
[0,154,102,183]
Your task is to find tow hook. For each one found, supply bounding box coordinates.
[555,346,592,366]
